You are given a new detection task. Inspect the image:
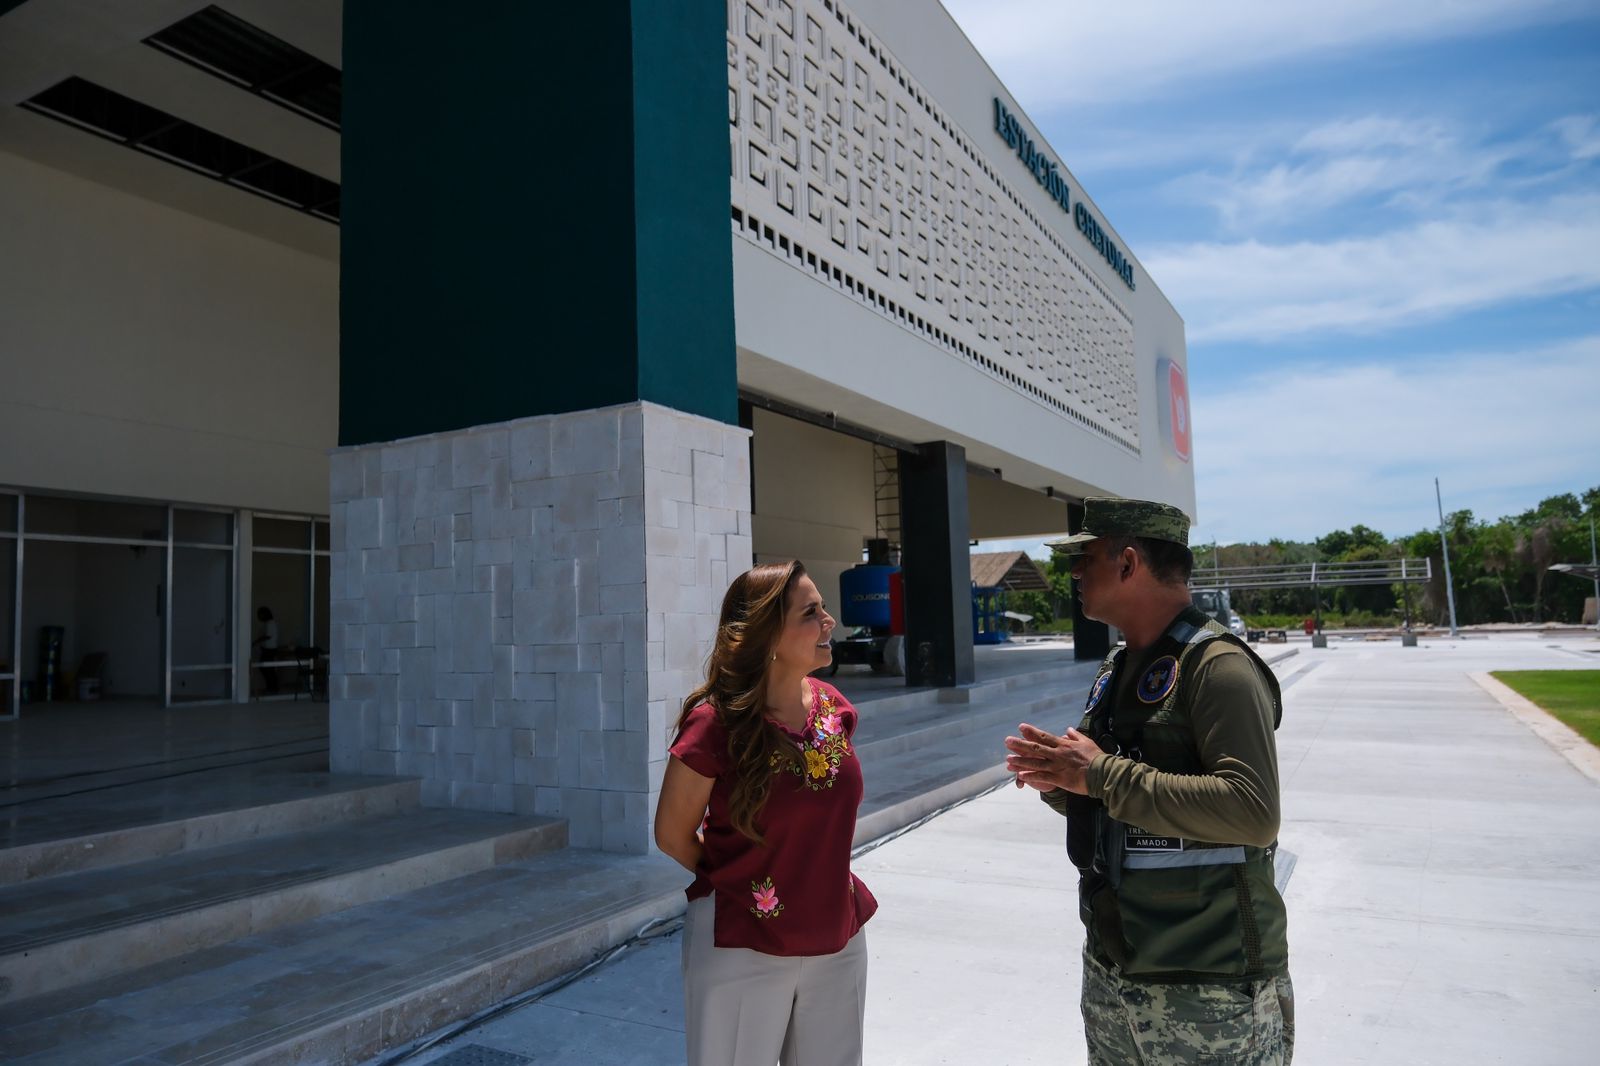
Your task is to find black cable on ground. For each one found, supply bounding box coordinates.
[377,774,1013,1064]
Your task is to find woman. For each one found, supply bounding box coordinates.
[655,561,877,1066]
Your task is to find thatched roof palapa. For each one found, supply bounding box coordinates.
[969,551,1050,592]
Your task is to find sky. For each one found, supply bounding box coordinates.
[941,0,1600,552]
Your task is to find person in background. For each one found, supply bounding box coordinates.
[253,606,279,695]
[1005,497,1294,1065]
[655,560,877,1066]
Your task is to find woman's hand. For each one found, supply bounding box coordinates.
[654,756,714,873]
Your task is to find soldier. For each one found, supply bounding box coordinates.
[1005,497,1294,1065]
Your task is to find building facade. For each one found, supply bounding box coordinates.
[0,0,1194,853]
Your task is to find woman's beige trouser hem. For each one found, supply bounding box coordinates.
[681,895,868,1066]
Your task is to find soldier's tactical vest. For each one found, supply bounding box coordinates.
[1070,606,1288,982]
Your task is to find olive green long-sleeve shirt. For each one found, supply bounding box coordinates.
[1043,641,1280,847]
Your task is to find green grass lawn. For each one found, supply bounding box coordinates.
[1492,670,1600,747]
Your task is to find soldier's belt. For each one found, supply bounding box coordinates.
[1121,827,1246,869]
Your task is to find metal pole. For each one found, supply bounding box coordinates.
[1435,478,1460,637]
[164,504,173,706]
[12,494,24,719]
[1590,519,1599,632]
[1310,561,1325,647]
[1401,558,1412,629]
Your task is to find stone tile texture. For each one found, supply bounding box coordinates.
[329,403,751,853]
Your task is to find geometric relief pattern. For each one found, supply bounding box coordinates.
[728,0,1140,452]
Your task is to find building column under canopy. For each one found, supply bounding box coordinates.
[898,441,975,687]
[330,1,744,853]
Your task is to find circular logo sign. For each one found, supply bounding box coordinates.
[1137,656,1180,704]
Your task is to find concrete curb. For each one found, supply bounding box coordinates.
[1262,647,1300,667]
[1469,671,1600,785]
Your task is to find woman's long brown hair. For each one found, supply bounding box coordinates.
[673,560,808,844]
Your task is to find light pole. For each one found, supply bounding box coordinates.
[1591,519,1599,632]
[1435,478,1460,637]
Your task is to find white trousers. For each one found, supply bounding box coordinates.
[681,895,868,1066]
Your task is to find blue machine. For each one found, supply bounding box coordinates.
[838,565,897,628]
[831,564,900,675]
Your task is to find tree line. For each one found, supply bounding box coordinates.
[1008,485,1600,630]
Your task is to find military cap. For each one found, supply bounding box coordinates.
[1047,497,1190,556]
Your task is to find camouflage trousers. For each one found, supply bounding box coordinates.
[1081,949,1294,1065]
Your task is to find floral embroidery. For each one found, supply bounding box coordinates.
[750,877,784,918]
[805,748,829,779]
[772,687,852,791]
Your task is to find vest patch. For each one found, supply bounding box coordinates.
[1136,655,1180,703]
[1124,827,1184,853]
[1086,671,1112,712]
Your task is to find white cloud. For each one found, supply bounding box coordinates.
[1195,116,1492,230]
[1143,193,1600,343]
[1188,335,1600,543]
[1552,115,1600,160]
[981,337,1600,548]
[940,0,1589,107]
[1291,116,1450,156]
[1170,112,1564,234]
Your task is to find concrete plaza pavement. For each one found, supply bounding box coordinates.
[372,632,1600,1066]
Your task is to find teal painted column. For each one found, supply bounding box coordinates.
[630,1,736,424]
[340,1,735,446]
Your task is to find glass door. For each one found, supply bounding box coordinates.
[1,492,16,719]
[250,514,329,700]
[167,508,236,705]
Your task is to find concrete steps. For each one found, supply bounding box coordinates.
[0,763,586,1064]
[0,656,1105,1065]
[1,765,418,885]
[0,848,685,1066]
[0,806,566,1002]
[1,741,330,808]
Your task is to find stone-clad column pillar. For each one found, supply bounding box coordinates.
[329,402,750,853]
[334,2,738,853]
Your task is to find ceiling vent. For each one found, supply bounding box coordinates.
[145,5,340,130]
[21,77,340,223]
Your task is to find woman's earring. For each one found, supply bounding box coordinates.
[772,653,777,661]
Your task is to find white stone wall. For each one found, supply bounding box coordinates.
[328,401,751,854]
[0,149,336,516]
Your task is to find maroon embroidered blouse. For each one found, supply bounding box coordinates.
[670,678,879,956]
